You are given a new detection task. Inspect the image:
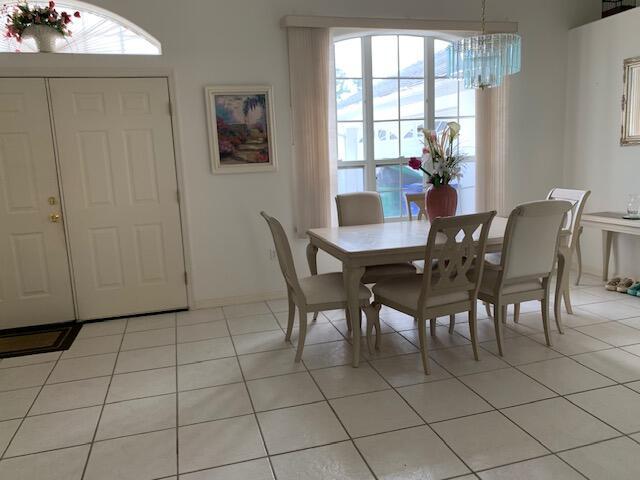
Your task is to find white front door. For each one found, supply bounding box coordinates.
[0,78,75,328]
[49,77,187,320]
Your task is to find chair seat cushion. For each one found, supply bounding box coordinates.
[362,263,417,284]
[372,274,469,312]
[479,268,543,296]
[299,272,371,306]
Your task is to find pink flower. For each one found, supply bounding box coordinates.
[422,147,429,155]
[49,1,55,8]
[74,11,80,18]
[408,157,422,170]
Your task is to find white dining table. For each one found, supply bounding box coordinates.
[306,218,567,367]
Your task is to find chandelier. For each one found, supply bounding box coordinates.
[452,0,521,89]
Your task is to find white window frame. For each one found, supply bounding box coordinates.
[334,33,476,219]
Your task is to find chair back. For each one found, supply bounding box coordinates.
[260,212,303,299]
[546,188,590,249]
[405,192,427,221]
[418,211,497,313]
[499,200,573,283]
[336,192,384,226]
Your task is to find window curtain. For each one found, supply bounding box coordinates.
[287,27,336,237]
[475,79,509,217]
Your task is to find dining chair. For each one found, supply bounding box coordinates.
[336,192,418,284]
[478,200,573,356]
[511,188,590,324]
[260,212,379,362]
[369,211,497,374]
[405,192,427,221]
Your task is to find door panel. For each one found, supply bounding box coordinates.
[49,78,187,320]
[0,78,75,328]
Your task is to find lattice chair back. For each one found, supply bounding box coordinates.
[546,188,590,250]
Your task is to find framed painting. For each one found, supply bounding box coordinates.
[205,85,277,173]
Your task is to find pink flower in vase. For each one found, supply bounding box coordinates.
[408,157,422,170]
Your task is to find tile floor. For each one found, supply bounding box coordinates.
[1,274,640,479]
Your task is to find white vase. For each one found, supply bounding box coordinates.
[22,25,62,53]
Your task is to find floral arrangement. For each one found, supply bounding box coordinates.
[408,121,464,187]
[3,1,80,42]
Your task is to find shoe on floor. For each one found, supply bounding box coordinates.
[629,282,640,297]
[617,278,634,293]
[606,277,621,291]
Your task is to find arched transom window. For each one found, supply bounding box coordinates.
[0,0,160,54]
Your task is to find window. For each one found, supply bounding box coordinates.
[0,1,160,54]
[334,34,476,218]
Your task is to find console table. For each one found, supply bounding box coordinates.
[581,212,640,280]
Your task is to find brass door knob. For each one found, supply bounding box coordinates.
[49,213,61,223]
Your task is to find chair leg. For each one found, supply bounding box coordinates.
[294,308,308,362]
[364,303,381,354]
[311,312,319,322]
[541,296,553,347]
[417,318,431,374]
[345,309,353,333]
[513,303,521,323]
[575,233,583,286]
[469,303,480,361]
[285,290,295,341]
[430,318,437,336]
[562,253,574,315]
[448,314,456,334]
[484,302,492,318]
[493,302,504,356]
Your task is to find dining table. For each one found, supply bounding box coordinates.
[306,218,568,367]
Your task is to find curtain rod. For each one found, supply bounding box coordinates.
[281,15,518,33]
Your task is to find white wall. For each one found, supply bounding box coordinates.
[565,8,640,279]
[0,0,600,307]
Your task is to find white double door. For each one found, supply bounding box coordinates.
[0,77,187,327]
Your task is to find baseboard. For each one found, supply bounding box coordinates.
[193,290,287,309]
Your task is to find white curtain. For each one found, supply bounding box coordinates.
[287,27,335,237]
[475,80,510,217]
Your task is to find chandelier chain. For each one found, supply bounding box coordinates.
[481,0,487,34]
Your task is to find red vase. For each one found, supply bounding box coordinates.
[425,184,458,222]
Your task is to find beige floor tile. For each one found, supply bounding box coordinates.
[223,301,271,318]
[120,328,175,351]
[481,335,562,366]
[518,357,614,395]
[272,441,373,480]
[238,349,305,380]
[62,332,121,357]
[628,381,640,393]
[47,354,115,384]
[0,419,20,453]
[177,337,235,364]
[399,326,471,350]
[115,345,176,374]
[0,444,90,480]
[266,297,289,313]
[621,316,640,330]
[529,329,611,356]
[181,458,273,480]
[300,340,354,370]
[274,310,329,330]
[356,425,469,480]
[378,308,415,330]
[96,393,176,440]
[257,402,347,454]
[0,362,55,391]
[455,318,520,343]
[177,308,224,326]
[361,332,420,360]
[558,308,613,328]
[125,313,175,332]
[0,387,39,420]
[178,357,242,391]
[227,313,281,335]
[6,406,100,457]
[579,301,640,321]
[503,397,618,451]
[232,330,291,355]
[30,377,110,415]
[572,348,640,382]
[369,353,451,387]
[576,321,640,346]
[0,351,61,369]
[107,367,176,403]
[179,415,265,473]
[179,383,252,425]
[432,411,547,471]
[291,322,344,345]
[559,437,640,480]
[429,345,509,376]
[311,364,389,399]
[177,320,229,343]
[624,343,640,356]
[246,372,323,412]
[568,385,640,434]
[460,367,556,408]
[478,455,583,479]
[330,389,422,437]
[399,378,492,423]
[76,319,127,339]
[85,429,176,480]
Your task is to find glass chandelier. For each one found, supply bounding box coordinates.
[452,0,521,89]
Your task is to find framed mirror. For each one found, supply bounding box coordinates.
[621,56,640,145]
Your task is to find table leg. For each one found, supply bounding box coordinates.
[602,230,613,281]
[554,252,566,334]
[343,265,365,367]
